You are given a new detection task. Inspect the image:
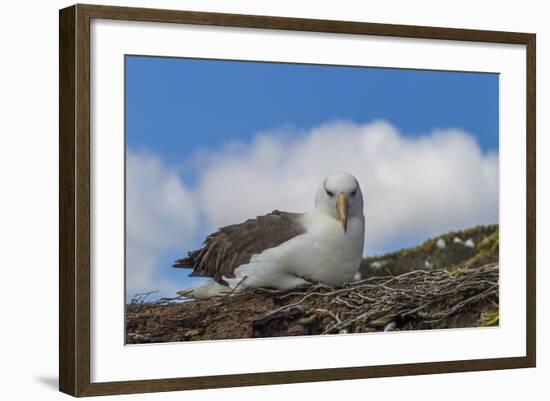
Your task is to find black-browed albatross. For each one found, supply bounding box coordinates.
[173,172,365,298]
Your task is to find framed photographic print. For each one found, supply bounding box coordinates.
[59,4,536,397]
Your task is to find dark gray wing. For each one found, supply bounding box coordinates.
[173,210,306,285]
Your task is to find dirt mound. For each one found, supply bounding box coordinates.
[360,225,498,278]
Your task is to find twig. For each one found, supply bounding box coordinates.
[230,276,248,295]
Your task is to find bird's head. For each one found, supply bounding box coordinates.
[314,172,364,233]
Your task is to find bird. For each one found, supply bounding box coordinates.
[173,172,365,298]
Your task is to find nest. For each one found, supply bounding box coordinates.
[126,263,499,343]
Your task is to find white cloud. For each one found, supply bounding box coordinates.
[192,120,498,254]
[126,150,198,296]
[127,120,499,295]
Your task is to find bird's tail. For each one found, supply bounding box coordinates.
[172,256,194,268]
[173,249,200,268]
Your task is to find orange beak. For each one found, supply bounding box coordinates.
[336,192,349,233]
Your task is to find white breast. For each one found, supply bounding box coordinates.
[293,211,365,285]
[226,211,365,289]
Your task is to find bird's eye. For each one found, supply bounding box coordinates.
[350,188,357,197]
[326,189,335,197]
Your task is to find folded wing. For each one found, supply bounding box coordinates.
[173,210,306,285]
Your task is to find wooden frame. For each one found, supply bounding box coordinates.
[59,3,536,397]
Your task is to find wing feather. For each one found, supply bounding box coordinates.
[173,210,306,285]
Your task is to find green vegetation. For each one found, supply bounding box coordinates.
[463,230,499,268]
[479,305,500,327]
[360,225,498,278]
[449,267,469,279]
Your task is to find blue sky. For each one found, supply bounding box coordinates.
[125,55,499,299]
[126,56,498,161]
